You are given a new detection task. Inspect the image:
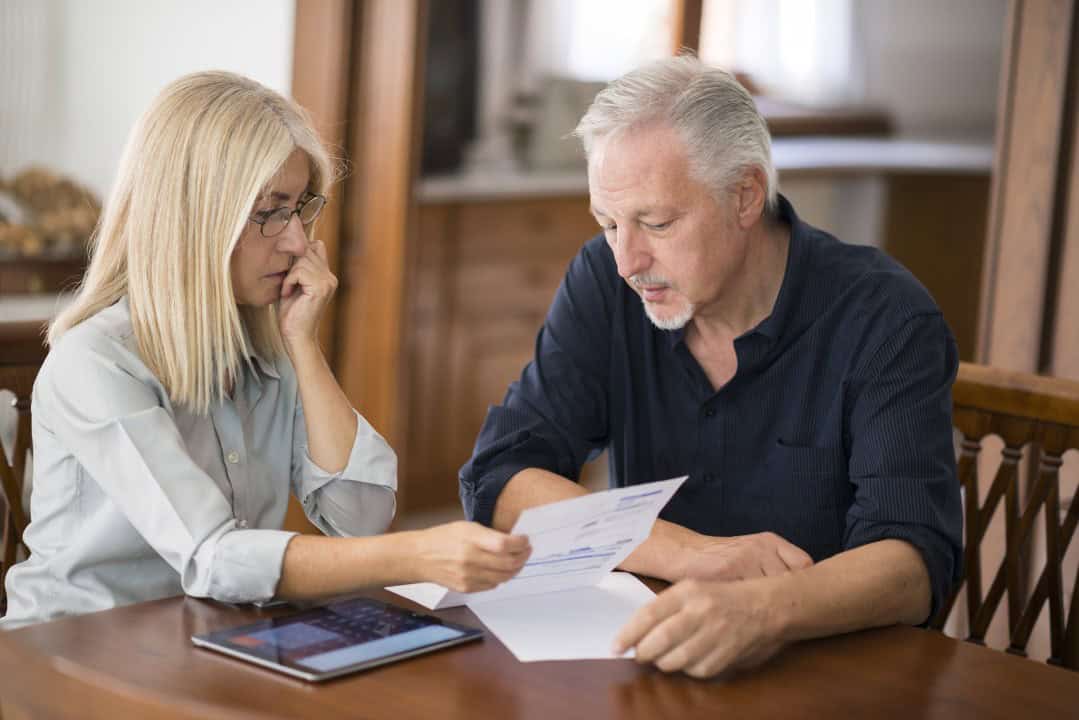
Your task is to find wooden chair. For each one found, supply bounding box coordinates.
[0,320,48,613]
[0,628,274,720]
[931,362,1079,670]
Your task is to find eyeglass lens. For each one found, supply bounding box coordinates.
[261,195,326,237]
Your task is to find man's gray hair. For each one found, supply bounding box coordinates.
[573,55,778,214]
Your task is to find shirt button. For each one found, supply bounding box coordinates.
[705,408,716,418]
[227,451,240,464]
[237,519,249,529]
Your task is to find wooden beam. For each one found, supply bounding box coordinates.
[336,0,426,460]
[977,0,1076,371]
[1048,6,1079,380]
[671,0,703,54]
[290,0,355,361]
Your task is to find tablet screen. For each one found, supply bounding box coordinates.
[192,597,482,681]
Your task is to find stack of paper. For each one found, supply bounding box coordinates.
[387,476,686,662]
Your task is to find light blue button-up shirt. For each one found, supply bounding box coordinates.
[2,298,397,628]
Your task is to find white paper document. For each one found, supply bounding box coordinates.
[386,476,686,660]
[468,571,656,661]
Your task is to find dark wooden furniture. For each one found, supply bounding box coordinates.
[932,362,1079,669]
[5,588,1079,719]
[0,320,47,613]
[0,257,85,295]
[403,196,601,511]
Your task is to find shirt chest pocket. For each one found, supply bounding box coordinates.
[755,440,852,559]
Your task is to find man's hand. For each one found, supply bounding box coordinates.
[677,531,813,581]
[613,578,785,678]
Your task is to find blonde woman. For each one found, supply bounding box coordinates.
[1,72,530,629]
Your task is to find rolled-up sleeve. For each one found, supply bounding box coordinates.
[291,403,397,537]
[35,339,294,604]
[844,312,963,622]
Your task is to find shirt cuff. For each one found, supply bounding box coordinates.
[299,409,398,500]
[460,461,534,527]
[204,528,297,604]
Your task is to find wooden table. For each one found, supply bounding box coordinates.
[7,588,1078,719]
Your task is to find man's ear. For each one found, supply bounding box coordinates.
[735,166,768,229]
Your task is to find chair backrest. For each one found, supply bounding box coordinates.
[0,363,35,611]
[931,362,1079,670]
[0,629,273,720]
[0,319,48,614]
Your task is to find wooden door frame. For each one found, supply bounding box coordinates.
[291,0,427,508]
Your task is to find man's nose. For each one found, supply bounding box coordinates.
[613,226,650,279]
[275,215,307,256]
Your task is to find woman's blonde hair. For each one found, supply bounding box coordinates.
[50,71,333,413]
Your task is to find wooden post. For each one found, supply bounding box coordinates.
[335,0,427,487]
[670,0,703,54]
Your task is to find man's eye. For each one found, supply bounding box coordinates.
[645,220,672,231]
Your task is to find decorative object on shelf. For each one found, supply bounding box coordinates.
[0,167,100,260]
[517,75,605,172]
[0,168,99,294]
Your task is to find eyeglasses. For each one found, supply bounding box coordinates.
[248,193,327,238]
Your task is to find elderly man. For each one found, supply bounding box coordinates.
[459,56,961,678]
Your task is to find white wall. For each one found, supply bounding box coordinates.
[0,0,295,201]
[854,0,1007,137]
[700,0,1008,138]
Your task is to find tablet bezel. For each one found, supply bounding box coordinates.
[191,597,483,682]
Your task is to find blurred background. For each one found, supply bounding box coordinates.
[0,0,1009,503]
[1,0,1076,662]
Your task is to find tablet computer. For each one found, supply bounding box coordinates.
[191,597,483,682]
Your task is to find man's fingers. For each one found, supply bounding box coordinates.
[683,642,738,679]
[775,541,813,571]
[613,587,684,654]
[758,550,789,577]
[634,612,695,665]
[652,618,721,673]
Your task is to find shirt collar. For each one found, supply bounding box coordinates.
[748,193,806,342]
[239,322,281,381]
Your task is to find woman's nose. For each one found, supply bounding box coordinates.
[275,215,307,256]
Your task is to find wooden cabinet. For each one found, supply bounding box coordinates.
[401,196,600,511]
[0,259,84,295]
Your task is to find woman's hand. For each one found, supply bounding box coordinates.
[278,239,337,350]
[409,521,532,593]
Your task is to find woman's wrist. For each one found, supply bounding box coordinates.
[394,530,427,583]
[283,335,323,365]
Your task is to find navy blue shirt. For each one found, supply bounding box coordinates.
[460,195,962,619]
